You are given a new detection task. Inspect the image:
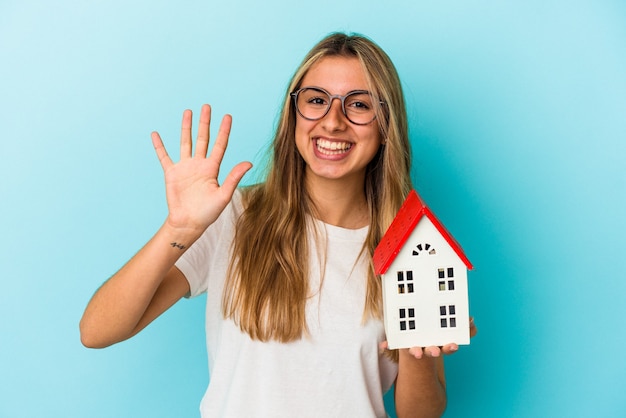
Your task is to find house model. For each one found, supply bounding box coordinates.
[373,190,473,349]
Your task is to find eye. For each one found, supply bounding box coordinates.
[346,93,373,112]
[307,96,328,106]
[349,100,370,109]
[299,88,329,108]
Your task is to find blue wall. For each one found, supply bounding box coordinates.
[1,1,625,417]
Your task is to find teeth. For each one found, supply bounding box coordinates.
[316,139,352,155]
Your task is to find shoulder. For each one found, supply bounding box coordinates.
[237,183,267,213]
[231,188,244,213]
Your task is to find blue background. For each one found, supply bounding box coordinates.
[1,1,625,417]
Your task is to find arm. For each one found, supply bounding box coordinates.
[394,348,448,418]
[392,318,478,417]
[79,104,251,348]
[79,225,193,348]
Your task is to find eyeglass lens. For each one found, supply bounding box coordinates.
[295,88,376,125]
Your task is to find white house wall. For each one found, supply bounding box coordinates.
[383,217,470,349]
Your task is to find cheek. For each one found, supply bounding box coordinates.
[294,118,316,144]
[363,129,384,162]
[361,125,383,146]
[294,119,305,138]
[294,120,311,156]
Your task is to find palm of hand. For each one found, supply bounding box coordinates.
[163,155,223,228]
[151,105,252,235]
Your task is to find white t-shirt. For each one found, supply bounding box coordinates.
[176,191,398,417]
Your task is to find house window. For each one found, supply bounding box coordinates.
[397,270,414,294]
[399,308,416,331]
[439,305,457,328]
[412,243,436,256]
[437,267,455,291]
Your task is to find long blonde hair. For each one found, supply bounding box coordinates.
[222,32,413,342]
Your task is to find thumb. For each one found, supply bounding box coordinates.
[220,162,253,196]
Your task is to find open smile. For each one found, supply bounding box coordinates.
[315,138,353,156]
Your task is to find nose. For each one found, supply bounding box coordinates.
[322,97,348,130]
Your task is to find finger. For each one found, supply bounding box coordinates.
[195,104,212,158]
[469,317,478,338]
[378,341,389,354]
[205,114,233,181]
[219,161,253,196]
[408,346,424,359]
[151,131,172,170]
[180,109,193,159]
[208,114,233,169]
[424,346,441,358]
[441,343,459,355]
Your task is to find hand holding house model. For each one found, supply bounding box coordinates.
[373,190,473,349]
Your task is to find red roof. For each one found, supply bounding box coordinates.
[373,190,473,274]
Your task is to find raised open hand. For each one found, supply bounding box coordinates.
[151,104,252,237]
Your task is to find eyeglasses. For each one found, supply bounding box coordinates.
[290,86,383,125]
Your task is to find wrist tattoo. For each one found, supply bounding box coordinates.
[170,242,186,250]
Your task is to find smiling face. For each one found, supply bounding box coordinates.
[294,56,383,190]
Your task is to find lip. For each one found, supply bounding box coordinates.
[312,137,354,160]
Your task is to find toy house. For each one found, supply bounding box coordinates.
[373,190,473,349]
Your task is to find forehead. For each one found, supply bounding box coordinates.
[300,56,369,94]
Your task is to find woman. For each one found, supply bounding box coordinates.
[80,32,473,417]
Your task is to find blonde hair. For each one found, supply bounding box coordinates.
[222,32,413,342]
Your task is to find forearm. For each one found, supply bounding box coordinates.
[79,222,197,348]
[394,349,447,418]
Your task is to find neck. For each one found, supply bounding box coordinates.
[305,175,369,229]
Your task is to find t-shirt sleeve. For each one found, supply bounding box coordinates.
[175,190,242,298]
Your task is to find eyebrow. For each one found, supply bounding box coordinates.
[299,86,372,95]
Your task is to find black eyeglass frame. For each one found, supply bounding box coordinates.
[290,86,385,126]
